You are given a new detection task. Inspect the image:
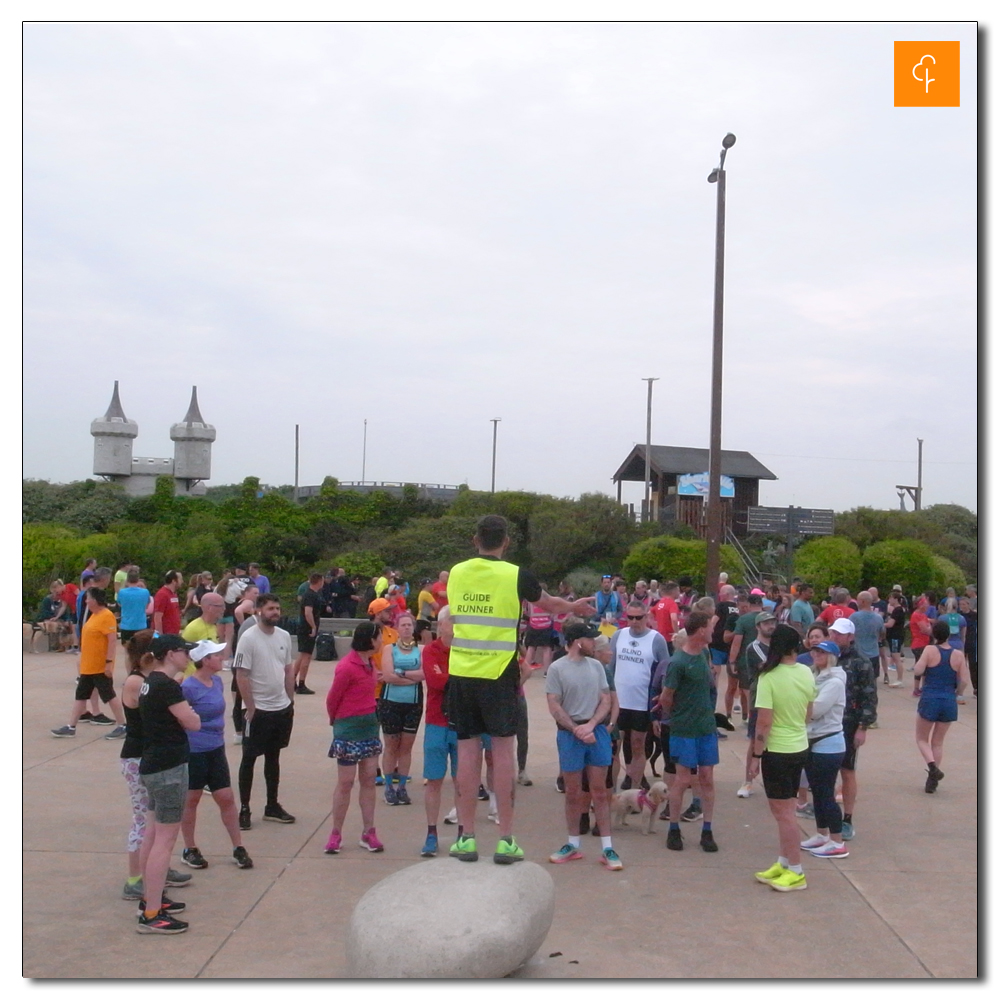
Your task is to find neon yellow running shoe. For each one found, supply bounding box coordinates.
[754,862,787,885]
[769,869,807,892]
[493,836,525,865]
[449,834,478,862]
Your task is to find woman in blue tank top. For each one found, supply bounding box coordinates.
[377,614,424,805]
[914,620,971,793]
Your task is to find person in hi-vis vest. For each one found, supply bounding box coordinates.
[446,515,595,865]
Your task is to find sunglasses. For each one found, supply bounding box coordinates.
[627,614,646,621]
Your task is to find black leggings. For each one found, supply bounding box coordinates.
[239,747,281,809]
[231,675,245,735]
[805,749,845,834]
[516,694,529,773]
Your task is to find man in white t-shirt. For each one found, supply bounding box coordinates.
[234,594,296,830]
[610,600,670,791]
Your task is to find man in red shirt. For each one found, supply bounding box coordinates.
[430,570,449,613]
[907,597,933,676]
[153,571,183,635]
[652,581,680,649]
[819,588,855,627]
[419,609,457,857]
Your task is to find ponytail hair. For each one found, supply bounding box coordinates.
[758,623,802,674]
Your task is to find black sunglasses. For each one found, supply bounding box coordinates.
[627,614,646,621]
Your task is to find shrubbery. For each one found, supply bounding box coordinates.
[621,536,743,591]
[861,539,936,597]
[795,537,863,595]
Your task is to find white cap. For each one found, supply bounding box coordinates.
[189,639,228,662]
[829,618,855,635]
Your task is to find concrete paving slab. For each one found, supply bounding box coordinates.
[23,649,978,978]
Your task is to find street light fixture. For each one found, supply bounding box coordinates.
[705,133,735,598]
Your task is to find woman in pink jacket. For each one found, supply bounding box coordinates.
[324,621,385,855]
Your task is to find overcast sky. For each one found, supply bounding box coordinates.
[22,21,978,514]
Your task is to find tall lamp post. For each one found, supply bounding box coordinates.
[490,418,501,493]
[705,133,736,598]
[642,377,659,522]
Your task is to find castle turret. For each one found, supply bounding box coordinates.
[91,381,139,478]
[170,386,216,485]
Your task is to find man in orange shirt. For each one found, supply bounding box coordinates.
[819,588,855,627]
[50,587,126,738]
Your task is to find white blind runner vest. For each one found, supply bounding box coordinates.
[613,627,660,712]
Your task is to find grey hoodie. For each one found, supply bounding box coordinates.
[807,664,847,740]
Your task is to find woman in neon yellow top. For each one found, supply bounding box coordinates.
[748,624,817,893]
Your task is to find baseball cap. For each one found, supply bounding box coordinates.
[892,583,903,591]
[815,640,840,655]
[151,634,197,657]
[829,618,856,635]
[750,588,766,596]
[563,621,600,644]
[189,639,227,663]
[368,597,392,615]
[754,611,777,625]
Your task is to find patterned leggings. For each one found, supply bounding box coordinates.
[121,757,149,853]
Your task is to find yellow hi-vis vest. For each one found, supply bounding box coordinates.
[447,557,521,680]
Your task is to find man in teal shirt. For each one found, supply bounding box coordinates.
[790,585,816,637]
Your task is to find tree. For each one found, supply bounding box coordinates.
[621,536,743,592]
[794,537,863,595]
[860,540,935,597]
[928,555,967,596]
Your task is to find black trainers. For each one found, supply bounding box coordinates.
[263,803,296,823]
[620,775,633,791]
[78,711,94,723]
[137,895,186,916]
[477,784,490,801]
[295,683,315,695]
[666,828,683,851]
[681,803,703,823]
[239,806,252,830]
[233,846,254,869]
[555,775,565,793]
[90,713,115,726]
[137,909,189,934]
[579,812,591,835]
[182,847,208,869]
[700,830,719,852]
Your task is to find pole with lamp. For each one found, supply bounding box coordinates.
[705,133,736,599]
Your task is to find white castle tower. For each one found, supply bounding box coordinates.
[91,384,214,496]
[90,380,139,480]
[170,386,216,489]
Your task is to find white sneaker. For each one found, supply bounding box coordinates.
[889,682,903,688]
[233,733,243,745]
[736,782,753,798]
[810,839,849,858]
[800,834,829,850]
[443,807,458,825]
[487,809,499,825]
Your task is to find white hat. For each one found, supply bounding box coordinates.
[189,639,228,662]
[829,618,855,635]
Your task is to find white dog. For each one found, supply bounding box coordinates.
[609,781,669,834]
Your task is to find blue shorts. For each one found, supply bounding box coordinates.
[423,724,458,781]
[556,725,613,773]
[710,648,728,666]
[669,732,720,770]
[479,734,492,752]
[918,695,958,724]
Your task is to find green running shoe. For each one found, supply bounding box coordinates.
[493,836,525,865]
[449,834,479,862]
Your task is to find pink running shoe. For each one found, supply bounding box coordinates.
[324,830,342,854]
[359,828,384,853]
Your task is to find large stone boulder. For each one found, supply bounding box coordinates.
[345,858,555,978]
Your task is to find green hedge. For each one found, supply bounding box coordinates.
[795,536,862,595]
[928,554,967,596]
[861,539,936,597]
[620,536,743,591]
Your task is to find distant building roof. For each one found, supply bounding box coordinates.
[613,445,777,482]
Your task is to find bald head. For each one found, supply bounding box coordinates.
[856,591,873,609]
[200,592,225,623]
[719,584,736,601]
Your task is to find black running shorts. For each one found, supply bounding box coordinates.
[761,749,810,800]
[242,705,294,757]
[446,656,519,740]
[74,672,116,703]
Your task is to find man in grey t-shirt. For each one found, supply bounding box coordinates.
[849,591,885,680]
[545,622,621,870]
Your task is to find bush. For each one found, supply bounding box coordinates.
[860,539,936,597]
[928,555,967,596]
[562,568,604,600]
[620,536,743,592]
[795,537,862,596]
[22,525,112,617]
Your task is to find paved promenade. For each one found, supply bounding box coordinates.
[23,648,977,979]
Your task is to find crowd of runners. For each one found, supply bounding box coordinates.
[36,520,977,931]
